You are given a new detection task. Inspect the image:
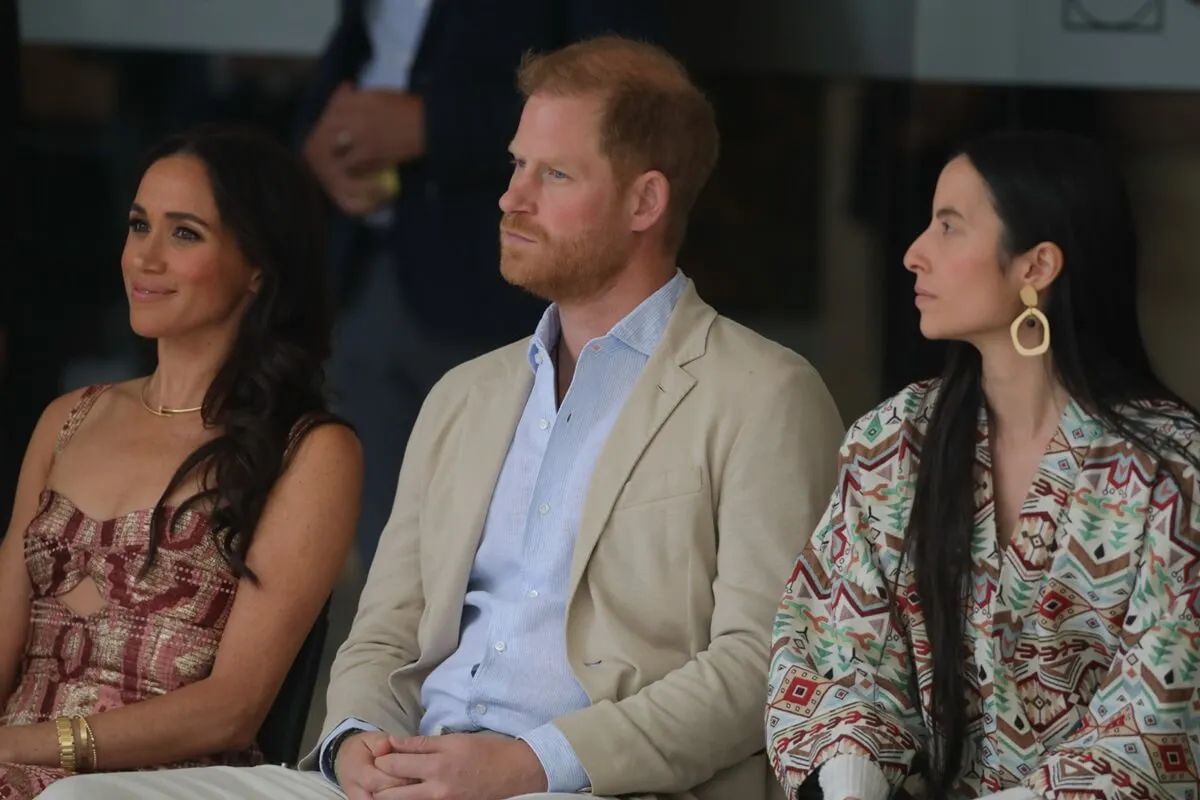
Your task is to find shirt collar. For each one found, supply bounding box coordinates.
[526,270,687,371]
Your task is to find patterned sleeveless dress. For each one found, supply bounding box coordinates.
[0,385,261,799]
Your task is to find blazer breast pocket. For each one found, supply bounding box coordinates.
[614,465,706,510]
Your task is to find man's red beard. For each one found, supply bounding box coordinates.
[499,214,630,305]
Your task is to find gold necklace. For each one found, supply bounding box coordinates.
[140,380,202,417]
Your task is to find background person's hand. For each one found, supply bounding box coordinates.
[323,84,426,173]
[302,82,423,217]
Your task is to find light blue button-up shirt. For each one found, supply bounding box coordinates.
[357,0,431,92]
[320,271,687,791]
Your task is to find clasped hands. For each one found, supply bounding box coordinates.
[303,81,426,218]
[334,730,548,800]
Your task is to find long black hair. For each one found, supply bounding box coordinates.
[138,123,343,584]
[904,129,1200,797]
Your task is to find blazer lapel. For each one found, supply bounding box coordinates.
[425,349,532,652]
[567,285,717,596]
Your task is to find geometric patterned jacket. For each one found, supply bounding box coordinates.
[767,381,1200,800]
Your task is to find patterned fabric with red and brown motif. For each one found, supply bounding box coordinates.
[0,386,261,799]
[767,380,1200,800]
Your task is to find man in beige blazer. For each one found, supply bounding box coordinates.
[43,35,842,800]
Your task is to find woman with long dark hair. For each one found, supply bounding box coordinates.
[0,125,361,798]
[767,130,1200,800]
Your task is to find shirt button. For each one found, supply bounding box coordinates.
[538,419,549,430]
[591,344,602,352]
[527,589,539,599]
[538,502,550,515]
[494,641,506,653]
[534,352,543,365]
[474,704,487,716]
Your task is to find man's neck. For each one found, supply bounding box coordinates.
[555,266,674,363]
[551,262,675,406]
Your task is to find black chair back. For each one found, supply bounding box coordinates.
[256,598,331,766]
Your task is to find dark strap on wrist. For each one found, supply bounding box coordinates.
[323,728,362,778]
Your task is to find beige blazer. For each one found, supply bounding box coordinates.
[302,282,844,799]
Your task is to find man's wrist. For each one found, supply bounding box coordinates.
[518,723,590,793]
[318,721,379,786]
[509,737,553,796]
[326,728,360,773]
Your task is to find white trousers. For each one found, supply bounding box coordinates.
[38,764,602,800]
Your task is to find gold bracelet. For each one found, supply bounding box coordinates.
[78,716,98,772]
[69,714,87,772]
[74,716,89,772]
[54,716,77,775]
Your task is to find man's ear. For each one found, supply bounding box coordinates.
[628,170,670,235]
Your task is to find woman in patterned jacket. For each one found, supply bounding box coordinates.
[767,130,1200,800]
